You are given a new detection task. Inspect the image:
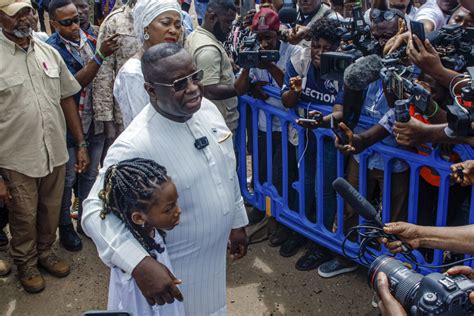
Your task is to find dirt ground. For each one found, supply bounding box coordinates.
[0,226,375,316]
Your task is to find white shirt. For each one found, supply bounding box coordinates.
[113,57,149,127]
[249,42,298,132]
[108,230,185,316]
[414,0,449,30]
[82,98,249,315]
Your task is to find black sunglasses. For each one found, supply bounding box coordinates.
[56,16,80,27]
[149,69,204,92]
[370,9,404,23]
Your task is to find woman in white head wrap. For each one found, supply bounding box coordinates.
[113,0,183,128]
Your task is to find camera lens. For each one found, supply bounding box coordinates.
[368,255,423,309]
[335,58,351,72]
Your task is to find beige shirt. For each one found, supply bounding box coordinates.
[185,27,239,132]
[0,32,81,178]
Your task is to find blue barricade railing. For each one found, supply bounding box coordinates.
[236,85,474,275]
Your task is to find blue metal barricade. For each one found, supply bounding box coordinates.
[236,86,474,275]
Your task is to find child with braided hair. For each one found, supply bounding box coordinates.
[99,158,185,315]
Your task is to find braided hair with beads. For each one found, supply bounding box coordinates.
[99,158,170,256]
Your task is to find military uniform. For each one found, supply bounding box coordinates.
[92,3,141,128]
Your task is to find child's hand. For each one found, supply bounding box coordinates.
[228,227,248,260]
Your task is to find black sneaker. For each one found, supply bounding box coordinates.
[279,233,307,257]
[268,223,290,247]
[59,224,82,252]
[247,207,265,225]
[295,243,332,271]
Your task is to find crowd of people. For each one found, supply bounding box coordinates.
[0,0,473,314]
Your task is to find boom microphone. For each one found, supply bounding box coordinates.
[333,177,412,254]
[332,177,383,227]
[343,54,383,91]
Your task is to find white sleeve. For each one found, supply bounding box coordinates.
[113,65,149,127]
[414,3,445,30]
[81,141,149,274]
[231,169,249,229]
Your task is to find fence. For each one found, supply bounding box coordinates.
[235,86,474,275]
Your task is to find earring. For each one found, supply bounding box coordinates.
[143,32,150,41]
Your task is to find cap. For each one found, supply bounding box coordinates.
[0,0,32,17]
[252,8,280,32]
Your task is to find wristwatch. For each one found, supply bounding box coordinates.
[77,141,89,148]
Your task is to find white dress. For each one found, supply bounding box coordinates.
[107,230,185,316]
[82,98,249,315]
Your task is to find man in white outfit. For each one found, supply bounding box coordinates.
[82,43,249,315]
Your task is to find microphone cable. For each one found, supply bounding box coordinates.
[341,224,474,270]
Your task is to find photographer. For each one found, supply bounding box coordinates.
[284,0,338,47]
[234,7,299,228]
[375,221,474,315]
[279,17,344,271]
[324,15,412,278]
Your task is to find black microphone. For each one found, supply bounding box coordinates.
[332,177,412,253]
[194,136,209,150]
[343,54,383,91]
[332,177,383,227]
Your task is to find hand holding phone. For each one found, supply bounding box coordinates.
[331,116,349,145]
[296,110,323,129]
[410,20,425,42]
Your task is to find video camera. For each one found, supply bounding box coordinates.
[447,67,474,136]
[428,24,474,72]
[237,33,280,69]
[380,62,431,122]
[320,5,380,81]
[369,255,474,316]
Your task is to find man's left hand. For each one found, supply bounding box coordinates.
[228,227,248,260]
[377,272,407,316]
[75,147,90,173]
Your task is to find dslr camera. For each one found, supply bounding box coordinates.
[447,67,474,136]
[369,255,474,316]
[237,33,280,69]
[428,24,474,72]
[320,5,380,81]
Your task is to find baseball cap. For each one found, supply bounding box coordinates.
[0,0,33,17]
[252,8,280,32]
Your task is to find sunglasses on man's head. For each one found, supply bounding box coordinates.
[149,69,204,92]
[370,9,403,23]
[56,16,80,27]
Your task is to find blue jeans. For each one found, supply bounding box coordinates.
[59,129,105,226]
[300,132,337,229]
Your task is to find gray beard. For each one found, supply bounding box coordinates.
[13,27,32,38]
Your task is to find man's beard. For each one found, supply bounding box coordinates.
[13,27,32,38]
[213,21,228,42]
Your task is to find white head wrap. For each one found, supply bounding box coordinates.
[133,0,182,44]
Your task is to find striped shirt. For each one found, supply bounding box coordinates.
[82,98,248,315]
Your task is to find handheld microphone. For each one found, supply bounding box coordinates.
[343,54,383,91]
[332,177,412,254]
[332,177,383,227]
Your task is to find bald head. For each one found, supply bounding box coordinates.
[142,43,185,83]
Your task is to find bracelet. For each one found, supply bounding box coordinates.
[96,48,106,61]
[93,55,102,66]
[425,100,439,119]
[77,141,89,148]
